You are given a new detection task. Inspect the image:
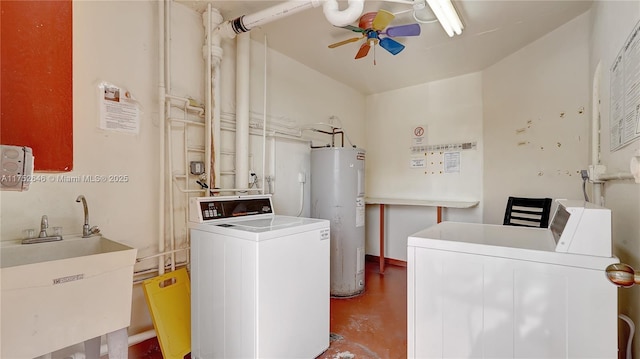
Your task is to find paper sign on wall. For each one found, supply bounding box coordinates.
[410,157,426,168]
[98,82,141,134]
[411,125,426,147]
[610,19,640,150]
[444,152,461,173]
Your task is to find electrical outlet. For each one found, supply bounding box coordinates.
[298,172,306,183]
[190,161,205,175]
[580,169,589,180]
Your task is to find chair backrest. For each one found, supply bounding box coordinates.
[503,196,553,228]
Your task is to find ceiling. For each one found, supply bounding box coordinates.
[179,0,593,95]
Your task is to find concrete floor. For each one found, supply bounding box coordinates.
[122,260,407,359]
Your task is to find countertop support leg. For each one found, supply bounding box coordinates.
[379,203,385,274]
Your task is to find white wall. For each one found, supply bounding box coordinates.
[589,1,640,357]
[482,11,592,224]
[364,72,484,260]
[1,2,162,346]
[0,1,365,355]
[218,37,367,216]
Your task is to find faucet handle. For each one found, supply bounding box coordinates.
[40,215,48,229]
[39,215,49,238]
[89,226,101,236]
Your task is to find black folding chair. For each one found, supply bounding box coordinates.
[503,196,552,228]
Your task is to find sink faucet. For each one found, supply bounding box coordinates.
[22,214,63,244]
[76,195,100,238]
[39,215,49,238]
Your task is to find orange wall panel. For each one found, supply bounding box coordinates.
[1,0,73,171]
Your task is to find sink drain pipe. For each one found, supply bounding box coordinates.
[64,329,157,359]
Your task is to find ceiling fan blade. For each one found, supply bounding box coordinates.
[372,9,394,31]
[355,42,371,59]
[340,25,365,33]
[379,37,405,55]
[328,37,362,49]
[385,23,421,37]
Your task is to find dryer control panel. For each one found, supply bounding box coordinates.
[551,199,612,257]
[189,194,273,223]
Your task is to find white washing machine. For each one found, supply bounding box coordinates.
[407,200,618,358]
[189,195,330,359]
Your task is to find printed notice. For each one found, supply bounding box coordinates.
[411,125,426,147]
[99,82,140,134]
[410,156,426,168]
[444,152,461,173]
[610,19,640,150]
[355,196,365,227]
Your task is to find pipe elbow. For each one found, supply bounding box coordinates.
[322,0,364,27]
[217,21,237,39]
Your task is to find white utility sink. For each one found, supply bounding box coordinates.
[0,235,137,358]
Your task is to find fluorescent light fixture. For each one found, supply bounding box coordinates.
[425,0,463,37]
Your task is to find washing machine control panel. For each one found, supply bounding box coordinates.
[189,195,273,223]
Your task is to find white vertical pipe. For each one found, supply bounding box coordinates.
[162,0,173,275]
[235,33,250,193]
[211,10,223,191]
[262,35,267,194]
[202,8,223,190]
[270,137,276,194]
[592,61,603,206]
[592,62,601,166]
[158,0,167,275]
[213,65,221,189]
[205,4,212,190]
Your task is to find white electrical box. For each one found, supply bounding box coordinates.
[1,145,34,192]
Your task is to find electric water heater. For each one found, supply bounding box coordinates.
[311,147,366,297]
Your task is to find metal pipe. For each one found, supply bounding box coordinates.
[137,248,190,263]
[591,62,604,206]
[158,0,167,276]
[205,5,213,191]
[66,329,157,359]
[262,35,268,194]
[236,33,251,194]
[165,94,205,115]
[217,0,364,38]
[598,172,635,181]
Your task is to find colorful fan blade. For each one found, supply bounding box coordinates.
[379,37,405,55]
[386,23,421,37]
[355,42,371,59]
[341,25,365,33]
[328,37,362,48]
[372,9,394,31]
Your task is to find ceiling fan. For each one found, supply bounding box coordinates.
[328,9,421,62]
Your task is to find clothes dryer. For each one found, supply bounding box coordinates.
[407,200,618,358]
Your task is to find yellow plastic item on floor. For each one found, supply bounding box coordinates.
[143,268,191,359]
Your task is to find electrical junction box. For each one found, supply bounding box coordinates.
[1,145,34,192]
[190,161,205,175]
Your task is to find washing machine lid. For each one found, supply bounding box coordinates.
[222,216,320,232]
[190,215,330,241]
